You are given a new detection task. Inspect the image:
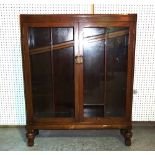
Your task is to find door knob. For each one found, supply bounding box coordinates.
[75,55,83,64]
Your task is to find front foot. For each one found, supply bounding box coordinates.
[26,129,35,147]
[120,129,132,146]
[125,136,131,146]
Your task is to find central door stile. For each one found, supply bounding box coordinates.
[76,23,84,121]
[74,23,81,121]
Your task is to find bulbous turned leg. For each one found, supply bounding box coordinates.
[120,129,132,146]
[26,129,35,147]
[124,129,132,146]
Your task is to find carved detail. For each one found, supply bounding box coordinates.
[120,129,132,146]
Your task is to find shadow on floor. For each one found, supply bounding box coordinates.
[18,127,124,145]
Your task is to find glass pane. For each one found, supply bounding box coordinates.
[53,47,74,117]
[108,27,128,33]
[84,28,105,38]
[52,28,73,45]
[105,27,129,117]
[83,27,105,117]
[29,28,51,49]
[30,52,53,117]
[28,27,75,118]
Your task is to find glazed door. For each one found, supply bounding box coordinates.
[79,23,129,119]
[24,22,130,121]
[26,23,78,120]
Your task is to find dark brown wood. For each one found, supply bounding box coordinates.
[25,123,131,130]
[20,14,137,23]
[120,129,132,146]
[20,14,137,147]
[125,22,137,120]
[26,129,35,146]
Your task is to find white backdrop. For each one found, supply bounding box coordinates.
[0,2,155,125]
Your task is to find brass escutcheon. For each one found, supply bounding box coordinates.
[75,55,83,64]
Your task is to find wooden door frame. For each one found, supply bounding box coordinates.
[78,21,136,122]
[21,22,80,123]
